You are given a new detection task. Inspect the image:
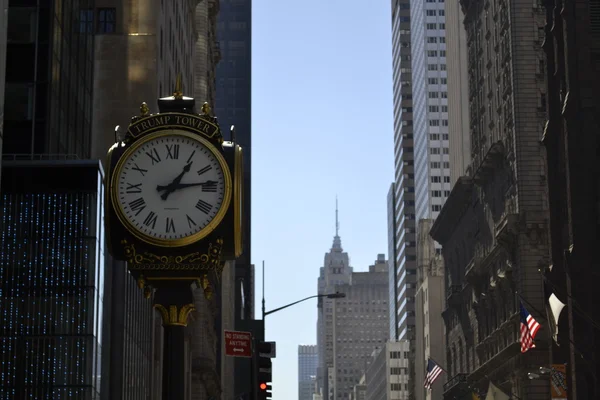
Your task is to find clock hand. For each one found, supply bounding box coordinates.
[156,162,193,200]
[172,180,217,190]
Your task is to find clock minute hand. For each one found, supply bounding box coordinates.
[156,162,193,200]
[173,180,217,190]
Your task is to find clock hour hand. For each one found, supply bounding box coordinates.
[156,162,193,200]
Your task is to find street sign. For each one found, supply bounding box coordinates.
[224,330,252,358]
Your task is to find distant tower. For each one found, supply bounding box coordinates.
[317,196,352,398]
[333,197,341,250]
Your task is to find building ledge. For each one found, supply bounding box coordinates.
[495,212,520,248]
[443,373,468,395]
[469,342,520,383]
[430,177,474,245]
[472,141,505,185]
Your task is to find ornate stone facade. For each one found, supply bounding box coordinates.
[541,0,600,397]
[430,0,553,397]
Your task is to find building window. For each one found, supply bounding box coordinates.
[79,9,94,33]
[432,190,442,197]
[97,8,116,33]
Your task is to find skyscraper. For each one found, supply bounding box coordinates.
[91,0,197,159]
[414,219,444,400]
[444,0,470,185]
[411,0,451,223]
[0,160,105,399]
[317,203,352,400]
[332,256,389,400]
[215,3,254,395]
[390,0,416,344]
[298,345,318,400]
[3,1,95,157]
[0,0,7,186]
[387,183,397,340]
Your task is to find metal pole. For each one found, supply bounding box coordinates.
[262,260,265,320]
[154,283,196,400]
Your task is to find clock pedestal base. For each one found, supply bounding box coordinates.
[154,284,196,400]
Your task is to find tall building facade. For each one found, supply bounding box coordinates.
[91,0,197,160]
[4,1,95,157]
[415,219,444,400]
[316,212,353,400]
[0,0,7,186]
[429,0,551,397]
[411,0,450,223]
[390,0,416,344]
[298,345,318,400]
[365,341,410,400]
[215,0,253,306]
[541,0,600,397]
[215,2,254,396]
[444,0,470,186]
[0,160,105,399]
[332,255,389,400]
[387,183,398,340]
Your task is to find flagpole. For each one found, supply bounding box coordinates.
[538,269,600,332]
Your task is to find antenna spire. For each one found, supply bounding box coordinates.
[335,196,339,237]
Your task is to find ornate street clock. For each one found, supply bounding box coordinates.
[105,79,243,292]
[112,129,231,247]
[104,79,243,400]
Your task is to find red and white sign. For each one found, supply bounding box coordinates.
[224,330,252,358]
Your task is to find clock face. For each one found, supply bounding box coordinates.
[113,130,230,245]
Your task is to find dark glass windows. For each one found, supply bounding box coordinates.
[97,8,116,34]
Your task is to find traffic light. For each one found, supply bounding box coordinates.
[257,341,275,400]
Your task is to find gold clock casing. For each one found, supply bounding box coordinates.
[234,144,244,258]
[109,129,233,248]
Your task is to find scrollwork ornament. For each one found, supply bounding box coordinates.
[120,239,224,271]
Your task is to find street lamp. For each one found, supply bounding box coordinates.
[262,292,346,318]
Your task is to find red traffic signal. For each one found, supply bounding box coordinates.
[259,383,267,390]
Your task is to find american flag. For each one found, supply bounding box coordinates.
[520,302,541,353]
[424,358,444,389]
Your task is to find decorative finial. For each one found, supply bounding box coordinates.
[201,102,212,116]
[140,102,150,117]
[335,196,339,237]
[173,74,183,99]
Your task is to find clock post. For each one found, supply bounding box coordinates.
[104,77,244,400]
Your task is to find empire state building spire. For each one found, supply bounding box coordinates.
[332,196,342,251]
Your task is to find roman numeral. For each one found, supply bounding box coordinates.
[132,163,148,176]
[202,181,218,193]
[166,217,176,233]
[166,144,180,159]
[146,148,161,164]
[186,150,196,163]
[128,198,146,216]
[195,199,212,214]
[186,214,197,228]
[143,211,158,229]
[126,183,142,194]
[197,165,212,175]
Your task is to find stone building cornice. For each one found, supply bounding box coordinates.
[430,177,474,244]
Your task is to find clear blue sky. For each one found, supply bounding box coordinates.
[251,1,394,399]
